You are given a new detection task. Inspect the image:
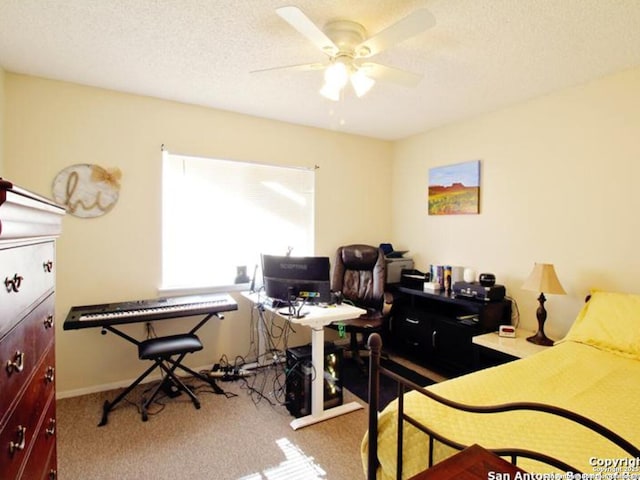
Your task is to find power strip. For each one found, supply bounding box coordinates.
[207,369,253,378]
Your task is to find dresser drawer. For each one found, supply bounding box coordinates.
[0,294,55,421]
[20,394,57,480]
[0,345,55,478]
[0,345,55,479]
[42,441,58,480]
[0,241,56,338]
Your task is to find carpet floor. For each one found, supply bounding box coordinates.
[57,366,369,480]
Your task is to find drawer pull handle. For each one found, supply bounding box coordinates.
[4,273,23,293]
[44,314,55,329]
[432,331,437,348]
[6,351,25,374]
[45,366,55,383]
[49,470,57,480]
[405,317,420,325]
[9,425,26,454]
[46,418,56,436]
[43,260,54,272]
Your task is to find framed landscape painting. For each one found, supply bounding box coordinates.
[428,160,480,215]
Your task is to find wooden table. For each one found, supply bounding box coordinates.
[409,444,526,479]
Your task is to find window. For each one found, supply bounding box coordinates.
[161,150,316,291]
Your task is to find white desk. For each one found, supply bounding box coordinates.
[242,292,366,430]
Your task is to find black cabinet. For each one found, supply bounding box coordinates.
[389,286,511,376]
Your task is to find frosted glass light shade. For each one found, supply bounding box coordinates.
[324,62,349,89]
[350,70,375,97]
[319,83,341,101]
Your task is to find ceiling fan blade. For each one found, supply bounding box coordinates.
[251,62,326,74]
[276,6,339,56]
[355,9,435,58]
[358,62,423,88]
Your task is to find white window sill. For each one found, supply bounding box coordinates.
[158,283,250,297]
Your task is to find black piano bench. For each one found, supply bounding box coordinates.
[138,333,204,421]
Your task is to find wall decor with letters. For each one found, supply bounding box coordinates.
[52,164,122,218]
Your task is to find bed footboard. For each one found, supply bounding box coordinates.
[365,333,640,480]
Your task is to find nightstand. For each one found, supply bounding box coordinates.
[408,443,526,479]
[472,328,549,369]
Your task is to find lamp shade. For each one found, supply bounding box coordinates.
[319,83,341,101]
[350,69,375,97]
[522,263,566,295]
[320,60,375,101]
[324,62,349,89]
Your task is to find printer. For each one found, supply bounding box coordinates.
[379,243,413,284]
[386,257,414,284]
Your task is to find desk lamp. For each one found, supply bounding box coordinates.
[522,263,566,346]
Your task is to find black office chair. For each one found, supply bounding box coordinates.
[137,333,203,421]
[328,244,392,370]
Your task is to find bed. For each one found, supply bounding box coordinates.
[361,290,640,479]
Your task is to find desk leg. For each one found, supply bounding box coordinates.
[242,305,279,371]
[289,326,363,430]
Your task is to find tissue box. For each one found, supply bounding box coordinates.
[423,281,442,293]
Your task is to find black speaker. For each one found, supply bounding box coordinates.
[285,342,343,418]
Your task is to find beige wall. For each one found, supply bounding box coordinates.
[6,67,639,397]
[392,66,640,340]
[0,67,4,174]
[4,74,392,396]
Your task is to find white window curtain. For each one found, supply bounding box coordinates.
[161,149,316,291]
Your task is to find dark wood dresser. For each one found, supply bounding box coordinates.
[1,179,65,480]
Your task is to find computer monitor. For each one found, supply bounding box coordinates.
[261,254,331,304]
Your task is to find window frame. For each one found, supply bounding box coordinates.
[159,149,316,295]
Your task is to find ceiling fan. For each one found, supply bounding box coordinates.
[255,6,436,101]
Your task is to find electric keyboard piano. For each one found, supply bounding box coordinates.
[63,292,238,425]
[63,292,238,330]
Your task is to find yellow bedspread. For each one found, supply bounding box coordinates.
[362,340,640,479]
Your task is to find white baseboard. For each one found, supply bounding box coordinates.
[56,363,215,400]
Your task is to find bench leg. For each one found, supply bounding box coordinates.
[158,361,201,409]
[140,357,201,421]
[167,359,224,395]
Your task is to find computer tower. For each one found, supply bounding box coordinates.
[285,342,343,418]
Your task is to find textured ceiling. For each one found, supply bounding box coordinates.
[1,0,640,140]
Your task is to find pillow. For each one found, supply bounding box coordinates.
[562,290,640,359]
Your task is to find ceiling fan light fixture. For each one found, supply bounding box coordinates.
[356,45,372,58]
[323,61,349,89]
[350,69,375,97]
[319,82,342,101]
[271,6,436,103]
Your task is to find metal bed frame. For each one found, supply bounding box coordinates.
[365,333,640,480]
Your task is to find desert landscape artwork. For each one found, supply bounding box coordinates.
[428,160,480,215]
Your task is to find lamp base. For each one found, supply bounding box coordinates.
[527,292,555,346]
[526,330,554,346]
